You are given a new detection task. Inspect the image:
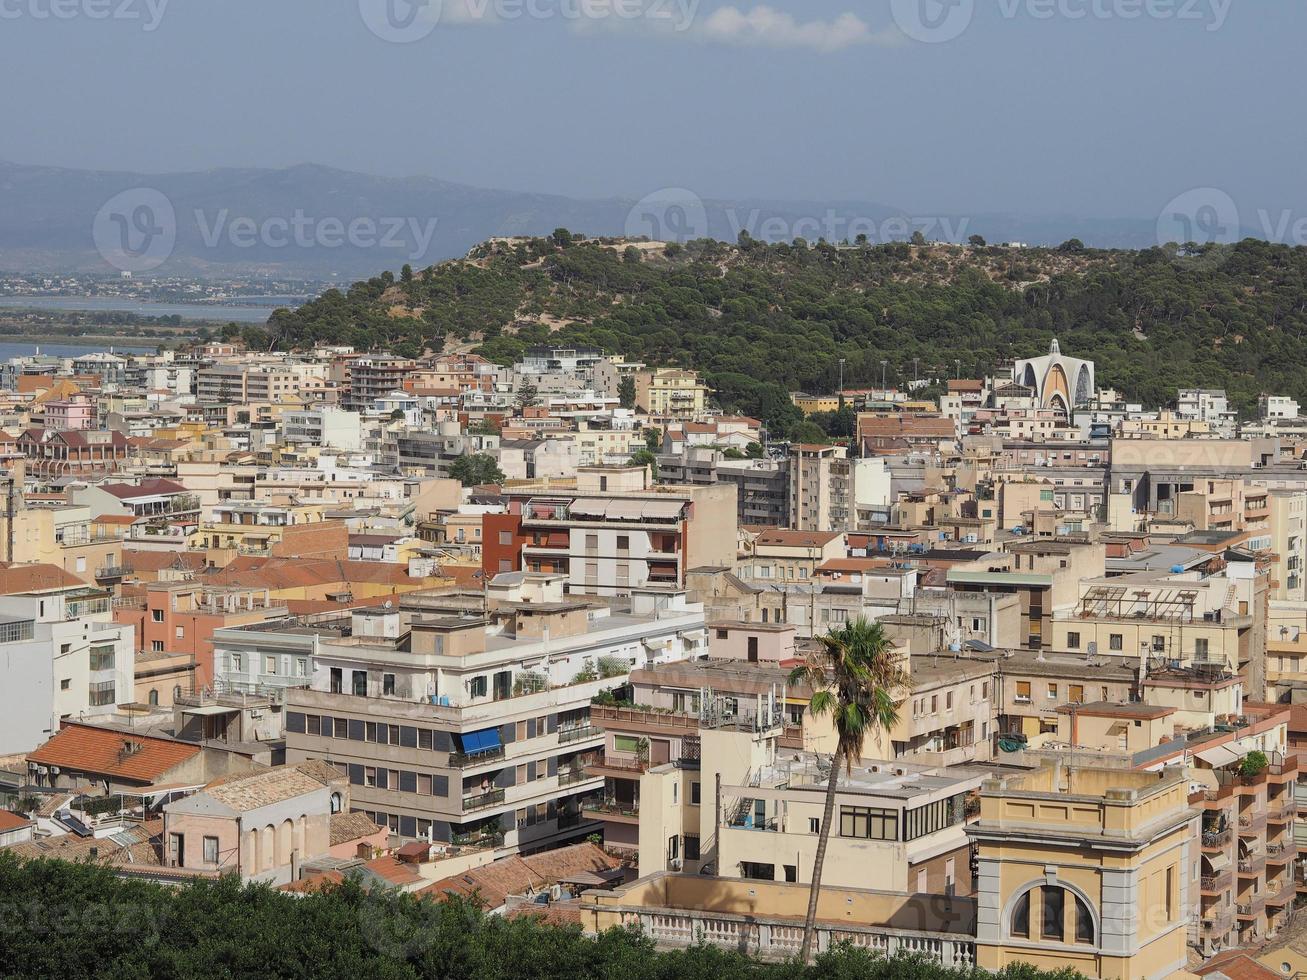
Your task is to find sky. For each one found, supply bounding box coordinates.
[1,0,1302,223]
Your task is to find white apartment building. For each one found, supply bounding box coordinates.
[0,586,135,755]
[282,407,363,450]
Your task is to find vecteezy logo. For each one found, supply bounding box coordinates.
[1156,188,1241,248]
[92,188,177,273]
[358,0,440,42]
[891,0,974,43]
[624,188,709,244]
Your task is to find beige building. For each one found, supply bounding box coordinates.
[969,763,1197,980]
[635,368,710,419]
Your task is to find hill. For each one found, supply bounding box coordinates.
[265,234,1307,428]
[0,160,1191,277]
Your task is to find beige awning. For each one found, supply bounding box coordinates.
[641,500,687,520]
[1203,851,1231,871]
[1194,745,1241,767]
[606,500,647,520]
[569,498,611,518]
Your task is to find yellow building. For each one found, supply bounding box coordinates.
[968,763,1197,980]
[790,392,841,416]
[636,368,710,419]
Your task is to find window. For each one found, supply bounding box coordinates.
[330,668,343,694]
[1011,891,1030,939]
[232,653,243,672]
[469,676,487,698]
[614,735,641,754]
[498,531,512,546]
[152,609,164,623]
[809,817,820,834]
[203,836,219,865]
[945,691,953,710]
[352,670,367,697]
[383,674,396,696]
[1047,683,1057,700]
[1069,685,1084,704]
[89,645,115,671]
[1075,893,1094,943]
[151,641,164,653]
[1152,634,1166,653]
[1109,633,1123,651]
[1066,631,1080,650]
[147,688,158,704]
[838,806,898,841]
[1195,638,1210,659]
[175,626,184,640]
[296,658,308,677]
[1015,681,1032,703]
[690,782,701,806]
[1041,886,1064,940]
[265,655,278,675]
[88,681,115,706]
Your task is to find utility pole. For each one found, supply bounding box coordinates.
[955,359,961,381]
[838,358,846,405]
[880,360,887,396]
[913,357,919,386]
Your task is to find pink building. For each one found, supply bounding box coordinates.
[44,396,96,432]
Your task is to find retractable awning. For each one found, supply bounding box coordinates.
[569,499,611,518]
[460,728,502,754]
[1204,851,1231,871]
[1194,745,1242,767]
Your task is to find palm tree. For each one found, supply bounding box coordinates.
[787,618,907,964]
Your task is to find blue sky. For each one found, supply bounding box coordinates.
[1,0,1300,220]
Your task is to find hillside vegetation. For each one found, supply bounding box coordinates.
[263,234,1307,428]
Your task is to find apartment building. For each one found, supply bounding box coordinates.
[282,407,362,450]
[508,467,736,597]
[898,654,997,766]
[0,570,135,755]
[225,579,707,852]
[788,444,891,533]
[657,448,790,529]
[1268,490,1307,602]
[969,763,1196,979]
[634,368,710,419]
[345,356,415,411]
[992,649,1139,740]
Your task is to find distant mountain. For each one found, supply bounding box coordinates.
[0,159,1197,278]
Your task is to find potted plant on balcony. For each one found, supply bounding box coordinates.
[1240,750,1269,781]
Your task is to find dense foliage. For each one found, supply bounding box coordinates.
[0,856,1084,980]
[265,234,1307,427]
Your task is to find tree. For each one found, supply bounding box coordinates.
[968,234,987,247]
[910,230,927,246]
[745,441,764,459]
[788,420,826,444]
[788,619,908,964]
[722,447,746,460]
[1240,750,1269,779]
[400,263,414,284]
[618,375,637,410]
[516,382,540,411]
[629,448,657,469]
[552,228,573,247]
[448,453,504,487]
[643,426,662,452]
[1059,238,1086,253]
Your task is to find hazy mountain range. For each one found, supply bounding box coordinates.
[0,159,1178,279]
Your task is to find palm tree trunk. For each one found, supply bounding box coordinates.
[799,745,842,964]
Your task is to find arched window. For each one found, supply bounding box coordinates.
[1008,884,1095,946]
[330,792,343,815]
[148,689,158,706]
[173,685,182,701]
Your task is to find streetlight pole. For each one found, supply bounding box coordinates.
[913,357,919,387]
[838,358,846,404]
[880,360,887,396]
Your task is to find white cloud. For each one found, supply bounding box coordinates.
[692,6,898,52]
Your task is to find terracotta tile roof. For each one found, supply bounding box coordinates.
[121,550,207,574]
[1196,952,1282,980]
[28,724,200,784]
[506,898,583,927]
[4,818,161,866]
[0,563,87,595]
[364,855,424,887]
[202,767,325,811]
[280,870,345,893]
[94,514,139,525]
[330,811,383,847]
[755,529,843,549]
[295,758,345,785]
[0,809,32,833]
[418,842,618,910]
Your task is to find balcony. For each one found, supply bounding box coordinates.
[587,755,648,779]
[1239,812,1268,835]
[1267,840,1296,863]
[559,768,596,788]
[1236,896,1267,918]
[1200,908,1235,935]
[461,789,505,813]
[589,704,698,735]
[1203,827,1232,849]
[448,746,506,768]
[1266,880,1293,906]
[558,725,599,744]
[1201,871,1233,894]
[582,799,640,823]
[1269,796,1299,822]
[1238,852,1266,876]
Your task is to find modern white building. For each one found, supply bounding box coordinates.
[1013,339,1095,415]
[282,407,363,450]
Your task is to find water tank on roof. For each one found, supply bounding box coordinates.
[1171,564,1185,574]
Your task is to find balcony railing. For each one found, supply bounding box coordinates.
[461,789,505,812]
[559,768,594,787]
[1239,812,1268,834]
[1236,896,1266,917]
[1201,871,1233,893]
[558,725,598,744]
[590,704,697,732]
[1201,908,1234,933]
[1238,853,1266,875]
[1203,828,1232,848]
[448,746,506,768]
[583,800,639,819]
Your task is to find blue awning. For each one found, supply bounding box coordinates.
[460,728,502,755]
